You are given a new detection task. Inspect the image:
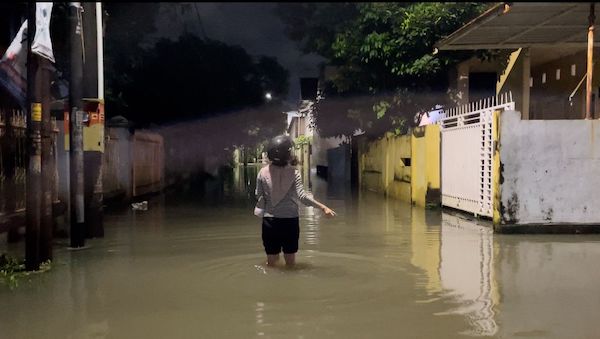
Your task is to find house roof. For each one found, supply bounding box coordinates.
[436,2,600,51]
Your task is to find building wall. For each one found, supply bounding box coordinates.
[132,131,165,197]
[103,127,132,199]
[411,125,441,207]
[312,133,346,168]
[529,49,600,120]
[496,48,600,120]
[496,49,526,114]
[326,143,350,184]
[387,134,411,202]
[103,128,164,199]
[451,58,501,106]
[288,117,299,139]
[497,110,600,226]
[358,126,441,206]
[359,133,412,202]
[360,136,386,193]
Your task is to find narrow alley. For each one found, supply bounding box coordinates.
[1,169,599,338]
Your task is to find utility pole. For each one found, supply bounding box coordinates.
[69,2,86,248]
[25,1,41,271]
[586,3,595,120]
[40,55,53,262]
[82,2,104,238]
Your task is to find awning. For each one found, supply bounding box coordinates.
[436,2,598,50]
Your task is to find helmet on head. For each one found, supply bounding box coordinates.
[267,135,293,166]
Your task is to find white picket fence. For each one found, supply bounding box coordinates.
[439,92,515,218]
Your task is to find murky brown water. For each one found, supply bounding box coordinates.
[1,167,600,338]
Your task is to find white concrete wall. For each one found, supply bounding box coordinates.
[499,110,600,225]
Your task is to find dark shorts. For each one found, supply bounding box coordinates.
[262,217,300,255]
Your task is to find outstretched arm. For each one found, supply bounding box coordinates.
[294,171,336,217]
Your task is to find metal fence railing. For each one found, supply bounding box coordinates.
[439,92,515,218]
[0,108,27,233]
[0,108,61,234]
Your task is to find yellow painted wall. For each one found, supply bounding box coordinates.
[410,125,441,207]
[361,136,386,193]
[387,180,411,202]
[359,126,442,205]
[359,133,412,202]
[492,110,502,226]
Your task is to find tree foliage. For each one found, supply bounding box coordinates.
[104,3,163,117]
[119,33,288,126]
[277,2,490,138]
[114,33,290,173]
[103,4,290,172]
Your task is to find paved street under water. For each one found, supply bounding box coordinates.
[2,166,600,338]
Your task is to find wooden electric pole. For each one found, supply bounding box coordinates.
[586,3,595,120]
[69,2,86,248]
[82,2,105,239]
[40,55,53,262]
[25,1,41,271]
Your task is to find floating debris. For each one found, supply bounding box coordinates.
[131,201,148,211]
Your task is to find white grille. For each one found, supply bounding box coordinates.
[439,92,515,217]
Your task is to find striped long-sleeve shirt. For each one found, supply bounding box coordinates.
[255,168,320,218]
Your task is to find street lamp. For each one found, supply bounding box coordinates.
[265,92,273,101]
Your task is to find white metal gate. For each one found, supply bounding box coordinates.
[439,93,514,217]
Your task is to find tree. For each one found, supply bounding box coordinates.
[255,56,289,98]
[120,33,288,126]
[103,4,291,178]
[277,2,491,138]
[103,3,162,117]
[118,33,290,175]
[274,3,359,58]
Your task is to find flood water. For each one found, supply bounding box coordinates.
[2,165,600,338]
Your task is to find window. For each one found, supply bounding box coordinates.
[530,77,533,87]
[571,64,577,76]
[542,73,546,84]
[556,69,560,80]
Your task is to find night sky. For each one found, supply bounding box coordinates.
[151,3,325,105]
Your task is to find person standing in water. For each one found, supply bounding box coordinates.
[255,135,336,267]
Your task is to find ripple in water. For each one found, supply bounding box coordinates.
[180,250,410,308]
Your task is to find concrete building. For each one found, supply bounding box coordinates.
[434,2,600,232]
[285,76,350,184]
[285,100,313,183]
[437,2,600,120]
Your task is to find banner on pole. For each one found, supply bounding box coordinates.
[31,2,55,63]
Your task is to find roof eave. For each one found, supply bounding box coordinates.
[435,2,509,51]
